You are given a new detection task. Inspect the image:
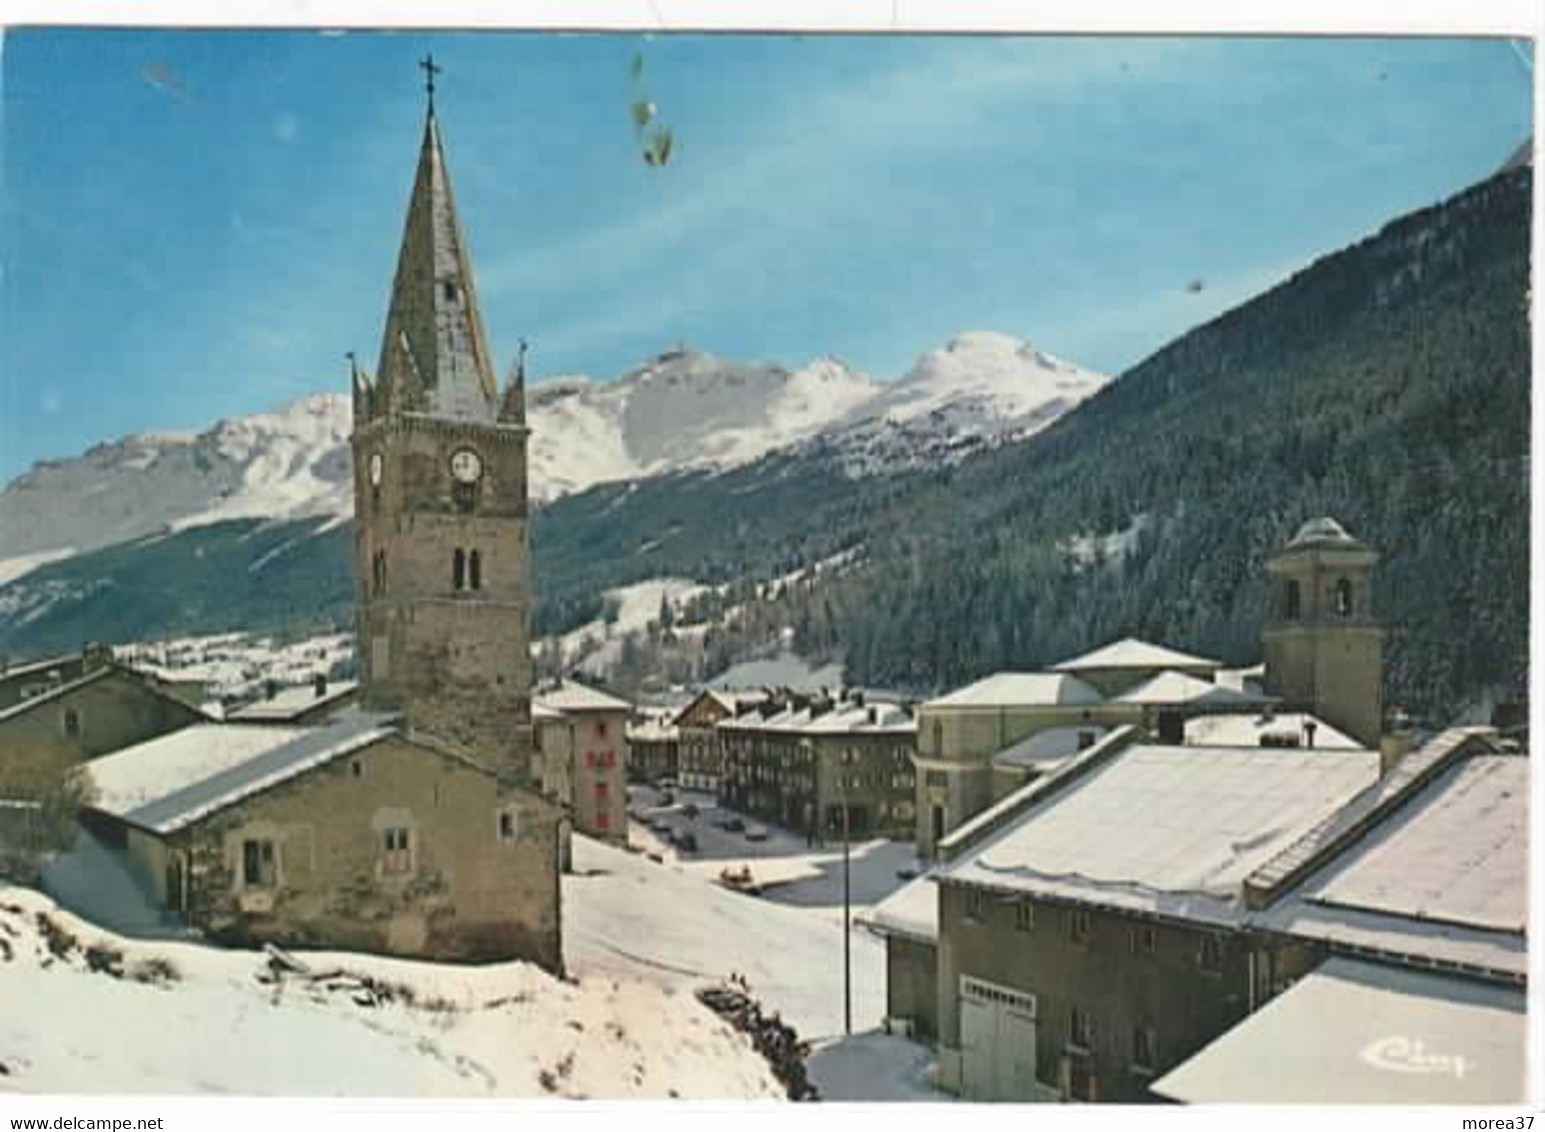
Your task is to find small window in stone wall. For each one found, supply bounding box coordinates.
[1198,933,1225,971]
[1069,907,1093,944]
[382,827,413,874]
[242,839,277,888]
[1130,924,1158,956]
[965,888,987,922]
[1014,901,1034,933]
[62,708,82,739]
[498,809,518,842]
[1132,1025,1157,1071]
[1068,1006,1094,1051]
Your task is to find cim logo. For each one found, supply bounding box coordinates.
[1360,1035,1471,1080]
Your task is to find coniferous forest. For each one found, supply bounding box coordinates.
[0,167,1530,725]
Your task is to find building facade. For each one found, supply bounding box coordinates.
[1261,517,1384,746]
[534,680,630,845]
[674,689,766,794]
[718,693,916,844]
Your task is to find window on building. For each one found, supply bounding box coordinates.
[597,721,609,739]
[965,888,986,923]
[499,809,518,842]
[1068,1007,1094,1051]
[242,839,277,888]
[1130,924,1158,956]
[351,759,364,778]
[442,279,458,302]
[1198,933,1225,971]
[1284,579,1302,620]
[469,549,482,590]
[1132,1025,1157,1071]
[1077,730,1097,750]
[453,548,466,591]
[1335,577,1354,618]
[382,827,413,874]
[61,708,82,739]
[1070,907,1093,944]
[1014,901,1034,933]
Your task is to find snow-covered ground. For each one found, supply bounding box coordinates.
[119,631,355,706]
[0,886,783,1099]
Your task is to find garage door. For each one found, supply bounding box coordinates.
[960,976,1039,1102]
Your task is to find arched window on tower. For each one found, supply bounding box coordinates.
[469,549,482,591]
[453,548,466,591]
[1334,577,1354,618]
[1284,579,1302,620]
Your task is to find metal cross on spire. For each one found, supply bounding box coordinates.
[419,53,442,114]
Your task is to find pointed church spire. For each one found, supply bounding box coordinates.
[372,65,499,422]
[499,338,528,426]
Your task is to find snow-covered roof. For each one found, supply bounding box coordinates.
[0,664,205,725]
[536,680,631,713]
[626,717,680,742]
[1153,957,1527,1104]
[802,702,915,736]
[228,679,359,722]
[1185,711,1361,750]
[940,743,1380,926]
[1252,752,1527,977]
[87,716,400,835]
[1051,637,1220,672]
[990,725,1108,770]
[1285,516,1365,550]
[532,702,566,723]
[925,672,1104,709]
[864,873,939,944]
[1112,670,1266,707]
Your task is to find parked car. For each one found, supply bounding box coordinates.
[676,832,699,853]
[744,825,768,842]
[719,816,745,833]
[681,802,699,820]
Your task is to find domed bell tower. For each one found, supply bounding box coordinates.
[1261,518,1384,746]
[350,65,534,785]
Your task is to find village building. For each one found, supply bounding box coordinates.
[718,691,916,844]
[624,710,680,784]
[927,728,1381,1101]
[673,688,768,793]
[227,675,360,725]
[0,650,209,765]
[533,679,630,846]
[1156,729,1526,1103]
[914,517,1385,856]
[38,71,565,970]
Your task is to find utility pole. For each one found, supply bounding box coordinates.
[841,746,852,1037]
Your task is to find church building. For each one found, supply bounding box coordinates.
[65,66,564,970]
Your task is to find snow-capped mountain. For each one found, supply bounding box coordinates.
[0,333,1106,580]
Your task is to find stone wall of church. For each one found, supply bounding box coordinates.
[173,735,562,970]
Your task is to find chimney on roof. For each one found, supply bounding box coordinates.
[314,673,328,698]
[1156,709,1184,745]
[853,690,866,709]
[1379,709,1414,776]
[1302,719,1318,748]
[867,706,878,725]
[265,679,278,701]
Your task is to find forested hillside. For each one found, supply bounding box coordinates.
[815,165,1532,717]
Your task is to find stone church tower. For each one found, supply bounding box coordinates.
[351,85,534,786]
[1261,517,1384,746]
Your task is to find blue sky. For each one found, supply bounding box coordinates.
[0,30,1532,479]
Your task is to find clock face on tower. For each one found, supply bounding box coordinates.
[368,452,383,486]
[450,447,484,485]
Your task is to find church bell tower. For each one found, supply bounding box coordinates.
[1261,517,1385,746]
[351,58,534,783]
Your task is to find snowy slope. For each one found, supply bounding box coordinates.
[0,333,1105,582]
[0,885,783,1098]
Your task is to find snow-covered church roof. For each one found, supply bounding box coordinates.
[1051,636,1221,673]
